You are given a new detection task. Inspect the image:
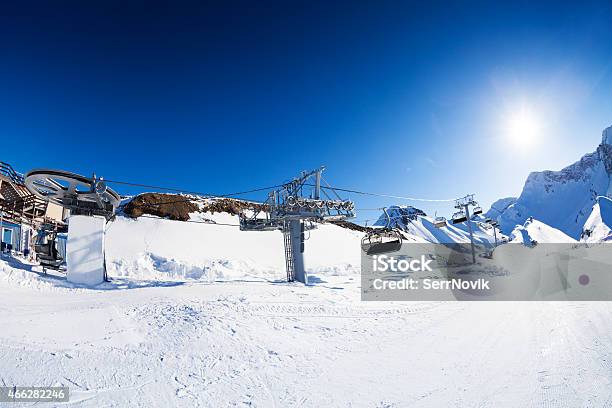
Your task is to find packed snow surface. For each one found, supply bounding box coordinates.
[1,256,611,407]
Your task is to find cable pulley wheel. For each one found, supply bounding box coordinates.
[25,169,121,210]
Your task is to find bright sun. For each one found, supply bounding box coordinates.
[506,108,540,149]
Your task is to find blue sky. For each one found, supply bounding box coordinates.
[2,1,612,224]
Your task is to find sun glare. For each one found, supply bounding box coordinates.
[505,107,540,149]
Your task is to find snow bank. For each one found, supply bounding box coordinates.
[110,253,285,282]
[105,214,363,281]
[0,256,82,291]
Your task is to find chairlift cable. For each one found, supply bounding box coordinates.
[322,186,459,202]
[102,175,460,210]
[103,178,284,200]
[321,175,343,201]
[305,183,459,202]
[103,173,459,204]
[136,214,241,227]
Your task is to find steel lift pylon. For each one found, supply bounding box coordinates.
[240,166,355,283]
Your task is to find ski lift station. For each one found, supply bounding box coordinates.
[0,162,67,257]
[0,157,505,286]
[2,162,358,286]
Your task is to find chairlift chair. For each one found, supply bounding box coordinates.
[451,211,468,224]
[360,208,403,255]
[433,216,447,228]
[34,228,63,271]
[472,206,483,215]
[361,229,403,255]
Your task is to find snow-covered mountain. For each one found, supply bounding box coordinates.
[485,197,517,219]
[374,205,505,245]
[581,195,612,242]
[495,126,612,239]
[509,218,576,245]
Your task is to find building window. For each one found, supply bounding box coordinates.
[2,228,13,246]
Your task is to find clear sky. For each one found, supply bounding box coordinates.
[2,1,612,224]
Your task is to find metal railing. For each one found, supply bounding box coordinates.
[0,161,25,185]
[0,161,49,226]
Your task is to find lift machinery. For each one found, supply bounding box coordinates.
[25,169,120,284]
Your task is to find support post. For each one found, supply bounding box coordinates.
[0,181,3,233]
[314,170,321,200]
[289,219,307,283]
[464,204,476,264]
[493,226,498,247]
[0,209,4,251]
[66,215,107,285]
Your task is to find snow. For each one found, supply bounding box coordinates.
[0,205,611,406]
[105,214,362,282]
[581,196,612,242]
[485,197,517,219]
[509,218,577,245]
[375,205,507,245]
[496,132,612,239]
[5,125,612,406]
[1,253,611,406]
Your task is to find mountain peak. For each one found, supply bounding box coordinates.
[495,126,612,239]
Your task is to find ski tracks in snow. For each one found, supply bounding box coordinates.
[0,281,611,407]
